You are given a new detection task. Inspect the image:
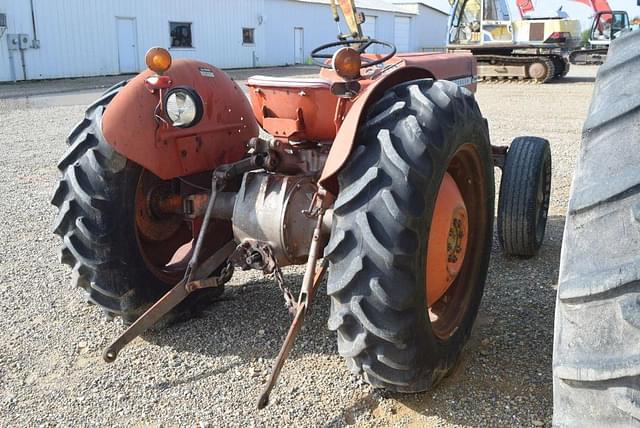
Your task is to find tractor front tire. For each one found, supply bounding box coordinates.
[51,83,225,324]
[325,79,494,391]
[497,136,551,257]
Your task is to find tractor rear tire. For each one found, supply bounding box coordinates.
[325,79,494,391]
[51,83,226,324]
[497,136,551,257]
[553,30,640,426]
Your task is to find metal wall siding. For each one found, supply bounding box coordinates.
[1,0,265,81]
[411,5,448,51]
[0,0,447,81]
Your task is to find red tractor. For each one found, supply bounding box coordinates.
[51,0,551,407]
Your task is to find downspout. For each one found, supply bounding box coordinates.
[20,48,26,80]
[8,46,17,82]
[30,0,40,48]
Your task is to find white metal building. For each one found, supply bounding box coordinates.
[0,0,450,82]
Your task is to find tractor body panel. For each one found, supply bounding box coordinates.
[102,59,259,180]
[247,76,338,141]
[318,52,477,195]
[396,52,478,91]
[248,52,476,148]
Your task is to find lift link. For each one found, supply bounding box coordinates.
[102,154,271,363]
[257,194,331,409]
[102,174,232,363]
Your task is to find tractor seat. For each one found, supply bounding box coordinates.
[246,75,338,141]
[247,75,332,89]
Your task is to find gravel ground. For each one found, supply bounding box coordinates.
[0,65,597,427]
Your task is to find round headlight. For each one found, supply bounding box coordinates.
[164,87,203,128]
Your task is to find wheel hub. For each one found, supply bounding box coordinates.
[426,172,469,307]
[528,62,547,80]
[446,208,467,272]
[134,170,193,283]
[135,171,183,242]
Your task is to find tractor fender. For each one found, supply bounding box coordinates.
[102,59,259,180]
[319,66,434,195]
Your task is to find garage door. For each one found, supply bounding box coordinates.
[362,15,376,39]
[394,16,411,52]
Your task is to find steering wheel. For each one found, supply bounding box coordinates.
[310,38,397,69]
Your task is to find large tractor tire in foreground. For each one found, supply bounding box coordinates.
[553,30,640,426]
[325,80,494,391]
[51,83,228,324]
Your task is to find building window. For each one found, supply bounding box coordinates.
[170,22,193,48]
[242,28,255,45]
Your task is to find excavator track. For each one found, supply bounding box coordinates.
[475,55,562,83]
[569,48,608,65]
[550,55,570,78]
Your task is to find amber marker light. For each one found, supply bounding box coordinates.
[145,47,172,74]
[331,47,361,80]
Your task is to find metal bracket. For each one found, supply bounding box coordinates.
[492,145,509,170]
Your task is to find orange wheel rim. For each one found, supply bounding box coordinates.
[425,172,469,307]
[425,144,489,340]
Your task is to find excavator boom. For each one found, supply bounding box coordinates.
[330,0,364,39]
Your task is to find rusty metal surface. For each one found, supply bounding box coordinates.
[155,192,236,221]
[398,52,478,92]
[247,78,338,142]
[135,170,183,242]
[134,169,194,284]
[102,59,258,180]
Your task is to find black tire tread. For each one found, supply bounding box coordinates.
[52,98,135,318]
[326,79,493,392]
[553,30,640,426]
[497,136,551,256]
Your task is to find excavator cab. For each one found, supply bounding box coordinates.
[449,0,514,45]
[481,0,513,43]
[449,0,482,44]
[590,10,630,46]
